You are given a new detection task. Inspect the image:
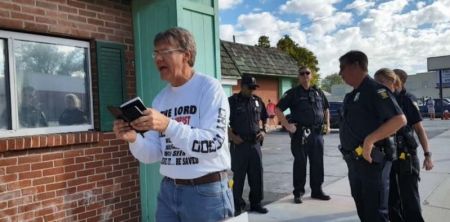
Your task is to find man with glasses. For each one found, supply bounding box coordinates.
[228,74,269,216]
[338,50,406,222]
[275,66,331,204]
[113,27,234,221]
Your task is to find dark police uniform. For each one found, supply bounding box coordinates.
[389,89,424,222]
[339,76,403,222]
[228,93,268,211]
[277,85,329,198]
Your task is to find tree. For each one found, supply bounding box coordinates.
[256,35,270,48]
[321,73,343,93]
[276,35,320,86]
[15,41,85,76]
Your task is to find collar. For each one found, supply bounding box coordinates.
[238,92,252,100]
[357,75,371,90]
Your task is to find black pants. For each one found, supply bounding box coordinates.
[389,155,424,222]
[346,157,392,222]
[290,130,324,197]
[230,141,263,210]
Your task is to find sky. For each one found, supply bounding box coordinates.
[218,0,450,78]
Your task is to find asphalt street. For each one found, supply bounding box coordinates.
[239,119,450,208]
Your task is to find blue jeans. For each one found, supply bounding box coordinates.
[156,177,234,222]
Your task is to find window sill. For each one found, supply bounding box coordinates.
[0,131,102,153]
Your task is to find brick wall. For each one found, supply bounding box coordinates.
[232,76,280,125]
[0,0,141,221]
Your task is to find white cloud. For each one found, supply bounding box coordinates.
[220,0,450,78]
[220,12,304,47]
[279,0,340,19]
[344,0,375,15]
[308,12,352,35]
[219,0,242,10]
[219,24,236,42]
[378,0,408,14]
[416,1,426,9]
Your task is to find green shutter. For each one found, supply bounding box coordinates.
[97,41,126,131]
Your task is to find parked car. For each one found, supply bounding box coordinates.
[419,98,450,118]
[329,101,343,129]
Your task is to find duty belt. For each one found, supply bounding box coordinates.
[338,145,386,163]
[239,133,258,143]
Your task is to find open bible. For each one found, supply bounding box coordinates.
[107,97,147,135]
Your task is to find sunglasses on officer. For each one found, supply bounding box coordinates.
[299,71,311,76]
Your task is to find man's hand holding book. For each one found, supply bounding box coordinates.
[109,97,170,142]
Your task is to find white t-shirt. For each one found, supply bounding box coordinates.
[427,99,435,108]
[129,73,231,179]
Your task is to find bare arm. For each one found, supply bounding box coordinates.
[275,107,296,133]
[362,114,407,163]
[324,108,330,134]
[413,121,434,170]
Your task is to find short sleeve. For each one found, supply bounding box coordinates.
[276,88,294,111]
[258,97,268,121]
[320,89,330,110]
[404,96,422,125]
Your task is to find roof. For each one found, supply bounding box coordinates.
[220,42,241,79]
[220,40,298,79]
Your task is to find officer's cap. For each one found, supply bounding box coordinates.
[241,74,259,89]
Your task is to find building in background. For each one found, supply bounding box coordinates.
[407,71,450,102]
[220,40,299,125]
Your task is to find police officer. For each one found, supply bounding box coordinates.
[388,69,434,222]
[228,74,269,216]
[275,66,331,204]
[338,51,406,222]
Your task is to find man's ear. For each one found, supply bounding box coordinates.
[183,51,190,63]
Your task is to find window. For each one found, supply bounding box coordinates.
[0,30,93,137]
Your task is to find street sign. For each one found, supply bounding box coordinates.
[428,55,450,71]
[435,69,450,88]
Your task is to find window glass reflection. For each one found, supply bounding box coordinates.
[14,40,91,128]
[0,39,10,130]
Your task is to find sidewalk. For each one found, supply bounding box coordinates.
[245,128,450,222]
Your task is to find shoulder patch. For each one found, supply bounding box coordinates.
[377,88,389,99]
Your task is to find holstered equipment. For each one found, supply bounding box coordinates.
[396,125,418,155]
[339,145,385,163]
[374,136,396,161]
[395,125,420,175]
[338,136,395,163]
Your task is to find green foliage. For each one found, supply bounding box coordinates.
[276,35,320,86]
[256,35,271,48]
[15,41,85,76]
[321,73,343,93]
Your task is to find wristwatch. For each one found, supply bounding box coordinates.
[424,151,432,157]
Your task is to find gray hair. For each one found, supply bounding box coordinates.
[154,27,197,67]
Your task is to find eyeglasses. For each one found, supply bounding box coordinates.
[152,48,184,58]
[299,71,311,76]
